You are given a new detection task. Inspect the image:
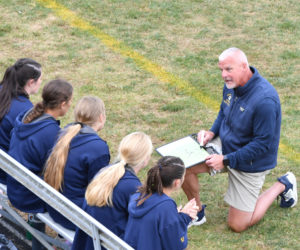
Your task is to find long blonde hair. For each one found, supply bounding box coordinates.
[44,96,105,191]
[85,132,153,207]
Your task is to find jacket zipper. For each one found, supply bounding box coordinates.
[223,93,238,144]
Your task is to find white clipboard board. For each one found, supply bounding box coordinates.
[155,134,210,168]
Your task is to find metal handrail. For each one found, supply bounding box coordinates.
[0,149,133,250]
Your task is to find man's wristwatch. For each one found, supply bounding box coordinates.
[223,155,230,167]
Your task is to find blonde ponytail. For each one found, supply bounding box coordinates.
[86,132,153,208]
[44,124,81,191]
[45,95,106,191]
[86,161,126,207]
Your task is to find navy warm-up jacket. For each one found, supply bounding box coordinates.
[72,168,140,250]
[47,125,110,230]
[0,95,33,184]
[211,66,281,172]
[124,192,192,250]
[7,111,60,213]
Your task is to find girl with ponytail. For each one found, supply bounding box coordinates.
[124,156,199,250]
[72,132,153,250]
[7,79,73,213]
[44,96,110,230]
[0,58,42,183]
[6,78,72,250]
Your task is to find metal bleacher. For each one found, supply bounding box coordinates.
[0,149,133,250]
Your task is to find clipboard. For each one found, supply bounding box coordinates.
[155,134,210,168]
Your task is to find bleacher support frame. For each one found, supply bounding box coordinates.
[0,149,133,250]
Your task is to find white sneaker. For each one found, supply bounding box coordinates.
[188,205,207,228]
[277,172,298,208]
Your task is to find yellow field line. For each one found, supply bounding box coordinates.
[35,0,299,164]
[36,0,219,110]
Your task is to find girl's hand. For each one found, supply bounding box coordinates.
[179,198,199,219]
[177,205,182,213]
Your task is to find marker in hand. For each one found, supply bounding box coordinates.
[199,130,205,148]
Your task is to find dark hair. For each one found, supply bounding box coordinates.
[137,156,185,206]
[23,79,73,124]
[0,58,42,121]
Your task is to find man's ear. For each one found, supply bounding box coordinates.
[241,62,248,70]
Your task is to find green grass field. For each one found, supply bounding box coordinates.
[1,0,299,249]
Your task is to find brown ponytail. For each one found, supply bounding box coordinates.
[0,58,41,121]
[137,156,185,206]
[23,102,45,124]
[23,79,73,123]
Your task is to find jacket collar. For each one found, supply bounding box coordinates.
[235,66,260,97]
[80,125,97,135]
[125,164,136,176]
[22,109,59,124]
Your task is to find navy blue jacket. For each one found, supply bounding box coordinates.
[0,95,33,184]
[72,168,140,250]
[7,111,60,213]
[47,125,110,230]
[211,67,281,172]
[124,192,192,250]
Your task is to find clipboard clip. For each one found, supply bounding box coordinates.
[190,132,205,149]
[190,133,218,154]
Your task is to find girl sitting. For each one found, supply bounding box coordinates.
[124,156,198,250]
[7,79,73,250]
[7,79,73,213]
[44,96,110,230]
[72,131,153,250]
[0,58,42,184]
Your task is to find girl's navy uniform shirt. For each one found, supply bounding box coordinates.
[72,168,140,250]
[0,95,33,184]
[47,125,110,230]
[7,111,60,213]
[124,192,192,250]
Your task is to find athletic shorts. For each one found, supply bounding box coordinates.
[224,167,270,212]
[207,137,270,212]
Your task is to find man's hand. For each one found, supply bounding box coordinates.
[197,130,214,145]
[205,154,225,171]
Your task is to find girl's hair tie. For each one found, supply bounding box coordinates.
[74,122,84,127]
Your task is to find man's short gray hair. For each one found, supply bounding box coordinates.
[219,47,249,66]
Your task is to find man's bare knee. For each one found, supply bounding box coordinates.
[228,220,249,233]
[185,167,194,175]
[227,207,252,233]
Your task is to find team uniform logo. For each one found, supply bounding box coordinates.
[224,93,232,106]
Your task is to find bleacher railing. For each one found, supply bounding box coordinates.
[0,149,133,250]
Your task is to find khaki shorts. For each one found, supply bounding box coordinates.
[208,137,270,212]
[224,167,270,212]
